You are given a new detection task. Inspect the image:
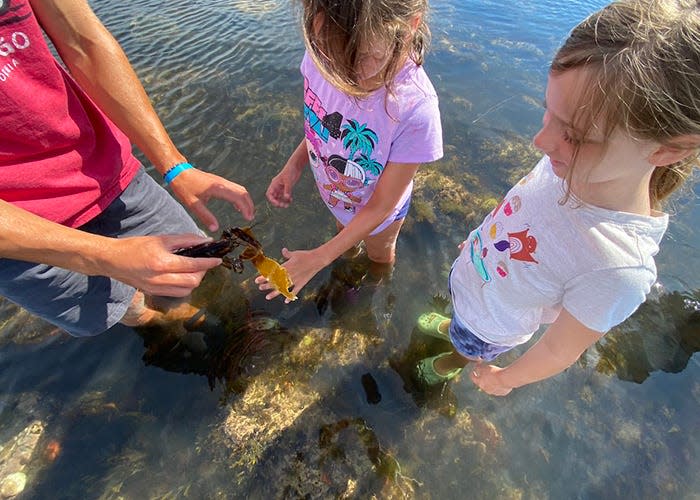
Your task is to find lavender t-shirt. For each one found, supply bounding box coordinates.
[301,51,443,234]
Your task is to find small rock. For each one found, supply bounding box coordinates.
[0,472,27,498]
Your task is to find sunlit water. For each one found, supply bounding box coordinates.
[1,0,698,498]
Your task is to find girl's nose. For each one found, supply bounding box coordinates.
[532,127,548,152]
[532,113,555,153]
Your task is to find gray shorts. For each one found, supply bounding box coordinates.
[0,167,202,337]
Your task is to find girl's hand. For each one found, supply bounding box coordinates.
[266,162,305,208]
[169,168,255,232]
[255,247,324,302]
[469,363,513,396]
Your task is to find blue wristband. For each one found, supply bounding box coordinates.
[163,162,193,185]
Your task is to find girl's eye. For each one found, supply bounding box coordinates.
[563,129,581,145]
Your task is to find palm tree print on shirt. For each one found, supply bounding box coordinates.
[341,119,378,159]
[355,154,383,177]
[340,119,383,183]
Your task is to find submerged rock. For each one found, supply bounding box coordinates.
[219,326,423,497]
[0,420,45,498]
[0,472,26,498]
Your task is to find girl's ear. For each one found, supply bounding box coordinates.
[409,14,422,33]
[648,135,700,166]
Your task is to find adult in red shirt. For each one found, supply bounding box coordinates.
[0,0,254,335]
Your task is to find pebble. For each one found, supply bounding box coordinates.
[0,472,27,498]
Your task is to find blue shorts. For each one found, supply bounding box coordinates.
[395,195,411,220]
[448,313,512,362]
[447,267,512,362]
[0,167,202,337]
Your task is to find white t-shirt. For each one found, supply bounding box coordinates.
[449,156,669,347]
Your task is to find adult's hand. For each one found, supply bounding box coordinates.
[102,234,222,297]
[169,168,254,232]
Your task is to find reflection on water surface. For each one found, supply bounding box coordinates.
[1,0,698,498]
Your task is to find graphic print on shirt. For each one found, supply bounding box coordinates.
[303,77,385,213]
[0,1,31,84]
[469,193,539,284]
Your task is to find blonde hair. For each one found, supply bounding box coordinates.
[552,0,700,209]
[298,0,430,98]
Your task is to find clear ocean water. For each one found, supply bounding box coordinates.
[1,1,698,498]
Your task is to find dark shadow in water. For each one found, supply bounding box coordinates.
[313,251,396,337]
[133,266,296,400]
[593,288,700,384]
[387,294,460,417]
[135,310,290,394]
[292,256,461,416]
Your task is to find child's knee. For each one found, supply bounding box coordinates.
[366,248,395,265]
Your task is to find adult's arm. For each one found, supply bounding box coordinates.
[470,308,604,395]
[29,0,254,226]
[0,200,220,297]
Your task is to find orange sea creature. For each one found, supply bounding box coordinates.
[44,440,61,461]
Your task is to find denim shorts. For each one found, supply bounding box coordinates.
[0,167,201,337]
[448,313,512,362]
[447,266,512,362]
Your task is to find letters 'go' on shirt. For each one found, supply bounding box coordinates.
[0,2,140,228]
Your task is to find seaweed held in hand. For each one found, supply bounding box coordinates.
[175,226,297,301]
[240,245,297,301]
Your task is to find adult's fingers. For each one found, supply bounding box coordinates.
[215,182,255,221]
[187,199,220,232]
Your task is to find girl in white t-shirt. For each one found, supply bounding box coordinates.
[416,0,700,395]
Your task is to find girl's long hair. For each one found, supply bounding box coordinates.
[299,0,430,98]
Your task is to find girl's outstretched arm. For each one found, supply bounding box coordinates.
[266,140,309,208]
[470,308,604,396]
[258,161,420,301]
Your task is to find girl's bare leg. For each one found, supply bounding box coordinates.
[364,218,404,265]
[433,350,471,375]
[335,218,404,265]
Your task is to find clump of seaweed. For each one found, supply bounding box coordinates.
[594,288,700,383]
[217,326,423,497]
[477,134,541,189]
[409,133,539,242]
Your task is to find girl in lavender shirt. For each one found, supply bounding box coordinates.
[258,0,443,301]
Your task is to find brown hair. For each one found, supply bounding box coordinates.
[298,0,430,98]
[551,0,700,209]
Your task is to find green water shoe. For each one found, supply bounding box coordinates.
[414,352,462,386]
[417,312,451,341]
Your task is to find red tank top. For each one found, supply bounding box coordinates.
[0,1,140,227]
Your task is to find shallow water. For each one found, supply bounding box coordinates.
[1,0,699,498]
